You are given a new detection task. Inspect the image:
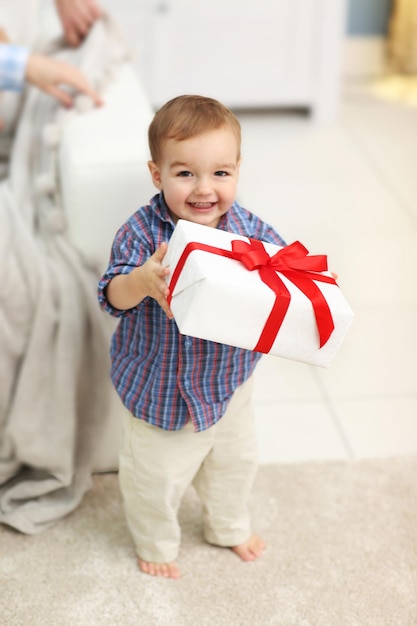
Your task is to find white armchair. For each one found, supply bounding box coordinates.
[0,10,156,534]
[59,62,156,472]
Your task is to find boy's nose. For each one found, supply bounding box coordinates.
[194,177,212,195]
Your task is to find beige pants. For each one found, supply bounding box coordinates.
[119,376,258,563]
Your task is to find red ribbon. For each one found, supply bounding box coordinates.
[167,238,337,354]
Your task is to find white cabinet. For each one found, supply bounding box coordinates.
[141,0,347,122]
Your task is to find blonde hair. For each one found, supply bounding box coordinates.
[148,95,241,164]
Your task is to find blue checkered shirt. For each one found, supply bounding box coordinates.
[98,193,286,432]
[0,44,29,91]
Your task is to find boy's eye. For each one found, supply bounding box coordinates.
[177,171,193,177]
[215,171,228,177]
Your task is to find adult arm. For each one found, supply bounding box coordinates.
[0,43,102,107]
[54,0,103,47]
[25,53,102,107]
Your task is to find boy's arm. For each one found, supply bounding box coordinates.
[106,242,173,319]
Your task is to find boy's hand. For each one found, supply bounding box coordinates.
[106,243,173,316]
[141,242,173,319]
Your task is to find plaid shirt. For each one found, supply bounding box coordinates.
[98,194,286,432]
[0,44,29,91]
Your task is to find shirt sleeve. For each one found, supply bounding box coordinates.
[97,215,154,317]
[0,44,29,91]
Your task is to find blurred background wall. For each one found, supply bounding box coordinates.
[100,0,394,96]
[345,0,392,78]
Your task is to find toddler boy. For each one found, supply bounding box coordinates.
[98,94,286,578]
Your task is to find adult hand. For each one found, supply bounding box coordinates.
[25,53,103,107]
[0,27,9,43]
[54,0,103,47]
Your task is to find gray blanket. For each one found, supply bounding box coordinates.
[0,16,128,533]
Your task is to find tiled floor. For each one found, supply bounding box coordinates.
[237,82,417,464]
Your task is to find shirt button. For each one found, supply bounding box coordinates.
[183,378,190,388]
[184,340,192,348]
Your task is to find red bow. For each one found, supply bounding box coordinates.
[230,239,336,352]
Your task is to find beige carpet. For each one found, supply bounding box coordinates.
[1,457,417,626]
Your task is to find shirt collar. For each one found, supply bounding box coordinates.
[151,192,175,224]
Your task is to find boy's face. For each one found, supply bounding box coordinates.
[148,126,241,228]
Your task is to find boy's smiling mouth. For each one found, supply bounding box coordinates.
[188,202,216,209]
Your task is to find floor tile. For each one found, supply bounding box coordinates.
[331,395,417,459]
[316,302,417,398]
[238,113,412,247]
[254,401,349,464]
[341,84,417,227]
[253,355,322,404]
[327,232,417,306]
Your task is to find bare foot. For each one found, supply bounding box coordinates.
[137,557,181,579]
[231,533,266,562]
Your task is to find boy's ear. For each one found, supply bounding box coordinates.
[148,161,162,190]
[237,157,242,179]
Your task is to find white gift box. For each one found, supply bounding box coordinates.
[164,220,354,368]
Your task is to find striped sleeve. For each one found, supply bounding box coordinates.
[0,44,29,91]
